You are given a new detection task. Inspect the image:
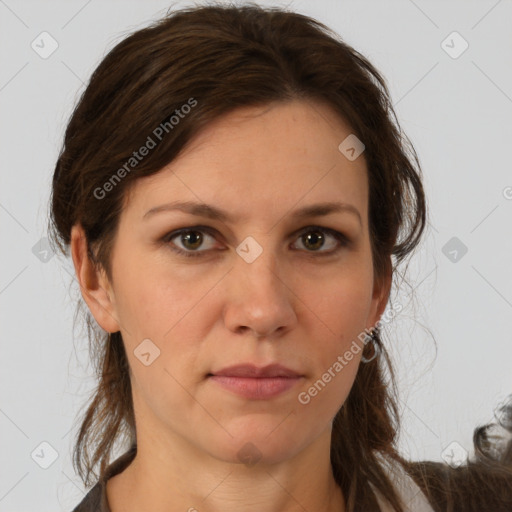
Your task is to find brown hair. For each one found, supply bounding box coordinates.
[49,3,512,511]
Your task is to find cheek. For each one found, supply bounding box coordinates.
[112,264,220,400]
[304,269,373,343]
[112,253,211,341]
[290,273,372,418]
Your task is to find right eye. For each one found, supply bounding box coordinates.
[163,226,221,258]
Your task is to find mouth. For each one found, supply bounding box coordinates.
[207,363,304,400]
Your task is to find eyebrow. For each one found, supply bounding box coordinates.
[143,200,362,227]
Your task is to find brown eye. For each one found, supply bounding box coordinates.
[163,225,349,259]
[301,231,326,251]
[179,231,204,250]
[293,227,347,254]
[165,228,218,257]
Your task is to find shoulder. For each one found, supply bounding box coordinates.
[374,453,436,512]
[70,447,137,512]
[405,398,512,512]
[407,459,512,512]
[71,483,104,512]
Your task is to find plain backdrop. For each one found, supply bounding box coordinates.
[1,0,511,510]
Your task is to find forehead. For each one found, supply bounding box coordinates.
[124,99,369,226]
[178,99,363,166]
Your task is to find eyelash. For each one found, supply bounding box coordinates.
[161,225,350,259]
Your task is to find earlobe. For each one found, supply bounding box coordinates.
[70,224,120,333]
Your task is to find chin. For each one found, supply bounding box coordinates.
[202,421,309,467]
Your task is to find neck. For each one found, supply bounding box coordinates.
[107,421,345,512]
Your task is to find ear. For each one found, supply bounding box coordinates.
[70,224,121,333]
[367,257,393,330]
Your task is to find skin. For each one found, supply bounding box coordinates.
[71,99,391,512]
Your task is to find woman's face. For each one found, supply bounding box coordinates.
[80,99,390,465]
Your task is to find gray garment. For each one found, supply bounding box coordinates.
[371,453,435,512]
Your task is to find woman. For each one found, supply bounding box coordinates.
[49,3,512,511]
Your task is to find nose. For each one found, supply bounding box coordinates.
[223,249,298,340]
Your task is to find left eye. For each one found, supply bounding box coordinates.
[292,228,344,252]
[163,226,348,258]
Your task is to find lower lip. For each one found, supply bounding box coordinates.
[209,375,302,399]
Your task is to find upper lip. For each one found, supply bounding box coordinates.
[210,363,302,378]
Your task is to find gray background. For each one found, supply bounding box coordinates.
[1,0,511,510]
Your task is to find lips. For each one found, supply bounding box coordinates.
[210,363,302,378]
[208,363,304,400]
